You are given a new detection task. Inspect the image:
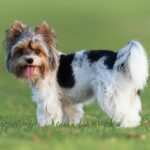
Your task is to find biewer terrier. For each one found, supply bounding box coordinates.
[4,21,149,128]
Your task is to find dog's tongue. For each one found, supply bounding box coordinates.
[24,66,34,77]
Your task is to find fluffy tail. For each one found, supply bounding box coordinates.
[114,40,149,89]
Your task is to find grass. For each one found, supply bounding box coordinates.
[0,0,150,149]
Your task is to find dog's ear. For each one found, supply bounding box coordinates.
[4,21,28,72]
[35,21,56,49]
[35,22,58,69]
[5,20,27,51]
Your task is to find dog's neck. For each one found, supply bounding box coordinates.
[31,70,57,87]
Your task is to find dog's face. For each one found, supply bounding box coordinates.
[4,21,58,81]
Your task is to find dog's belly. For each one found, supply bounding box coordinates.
[61,86,94,103]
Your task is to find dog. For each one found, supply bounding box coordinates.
[4,20,149,128]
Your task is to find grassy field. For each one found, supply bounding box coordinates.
[0,0,150,149]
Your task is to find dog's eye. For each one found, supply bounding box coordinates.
[35,49,41,55]
[18,48,24,55]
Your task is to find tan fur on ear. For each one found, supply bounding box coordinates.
[35,22,58,69]
[35,21,49,34]
[35,21,56,49]
[5,20,28,51]
[12,20,27,32]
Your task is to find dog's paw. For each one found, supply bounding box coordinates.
[119,121,140,128]
[46,112,63,126]
[37,112,63,127]
[37,116,47,127]
[68,117,81,126]
[119,116,141,128]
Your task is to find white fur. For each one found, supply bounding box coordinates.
[31,71,63,126]
[31,40,149,128]
[114,40,149,89]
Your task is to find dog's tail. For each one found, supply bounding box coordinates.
[114,40,149,89]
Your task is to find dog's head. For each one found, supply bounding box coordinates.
[4,20,58,82]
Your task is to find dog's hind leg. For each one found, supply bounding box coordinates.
[115,92,142,128]
[95,82,142,128]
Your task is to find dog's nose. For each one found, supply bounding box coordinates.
[26,58,33,64]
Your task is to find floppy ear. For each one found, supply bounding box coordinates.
[35,22,58,69]
[5,20,27,51]
[35,21,56,49]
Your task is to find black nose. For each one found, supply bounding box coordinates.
[26,58,33,64]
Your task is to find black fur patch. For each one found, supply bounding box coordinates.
[137,90,141,96]
[87,50,117,69]
[57,54,75,88]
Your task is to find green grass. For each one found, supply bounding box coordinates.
[0,0,150,149]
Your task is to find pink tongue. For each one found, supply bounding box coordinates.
[24,66,34,77]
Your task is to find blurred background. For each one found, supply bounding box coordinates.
[0,0,150,149]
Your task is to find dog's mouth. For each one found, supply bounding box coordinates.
[23,65,36,78]
[15,64,46,80]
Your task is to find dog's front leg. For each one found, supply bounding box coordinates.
[36,99,63,127]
